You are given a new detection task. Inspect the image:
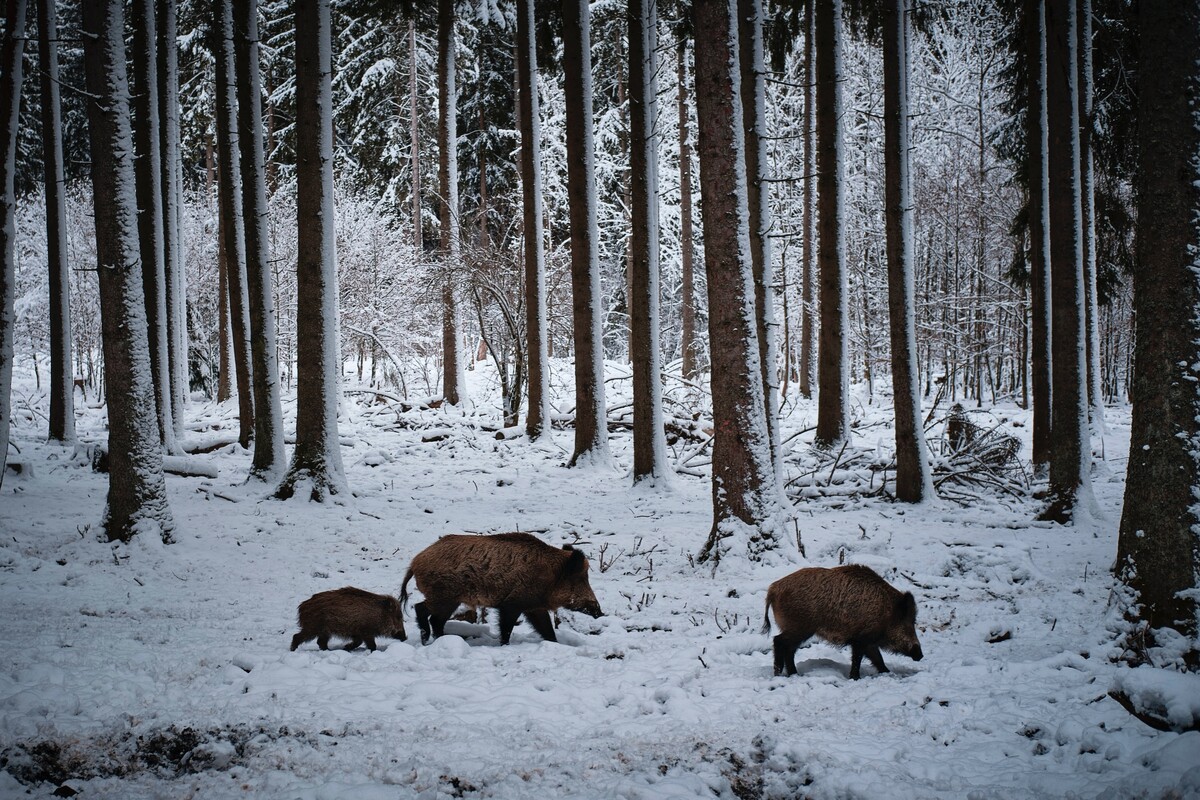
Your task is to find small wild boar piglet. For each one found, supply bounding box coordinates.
[290,587,407,652]
[763,565,923,679]
[400,532,603,645]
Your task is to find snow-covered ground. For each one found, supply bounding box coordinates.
[1,360,1198,799]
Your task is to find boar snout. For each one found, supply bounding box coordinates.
[910,644,924,662]
[580,601,603,619]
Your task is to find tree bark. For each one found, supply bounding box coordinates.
[277,0,348,501]
[517,0,550,440]
[438,0,466,406]
[677,37,699,382]
[409,20,421,253]
[1116,0,1200,647]
[1026,0,1053,469]
[799,0,816,400]
[563,0,609,467]
[82,0,174,541]
[1076,0,1104,431]
[1040,0,1091,523]
[883,0,933,503]
[235,0,285,478]
[738,0,779,475]
[693,0,782,565]
[214,0,254,448]
[629,0,668,483]
[131,0,176,453]
[0,0,24,487]
[216,197,233,403]
[158,0,187,439]
[813,0,848,448]
[37,0,73,443]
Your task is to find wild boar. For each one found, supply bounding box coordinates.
[400,532,603,645]
[762,564,923,679]
[290,586,407,652]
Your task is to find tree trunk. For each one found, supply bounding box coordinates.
[883,0,933,503]
[628,0,668,483]
[678,37,699,382]
[214,0,254,448]
[277,0,347,501]
[131,0,176,453]
[235,0,285,478]
[409,20,421,253]
[799,1,816,400]
[82,0,174,541]
[693,0,782,566]
[158,0,187,439]
[1116,0,1200,649]
[517,0,549,440]
[1026,0,1053,469]
[37,0,73,443]
[738,0,779,476]
[216,199,233,403]
[0,0,24,487]
[1040,0,1091,523]
[438,0,466,406]
[563,0,609,467]
[813,0,848,448]
[1076,0,1104,432]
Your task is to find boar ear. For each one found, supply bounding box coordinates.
[897,592,917,620]
[563,548,587,575]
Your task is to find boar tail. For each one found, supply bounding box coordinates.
[761,588,774,636]
[399,567,414,613]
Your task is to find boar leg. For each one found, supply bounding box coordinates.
[863,643,888,675]
[363,636,377,652]
[290,630,313,651]
[523,609,557,643]
[773,633,806,677]
[426,601,457,640]
[415,601,432,643]
[498,606,521,645]
[317,633,331,650]
[343,638,363,651]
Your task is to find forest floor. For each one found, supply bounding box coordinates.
[1,360,1198,799]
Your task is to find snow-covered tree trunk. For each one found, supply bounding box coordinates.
[82,0,174,541]
[131,0,176,454]
[1117,0,1200,646]
[1025,0,1053,470]
[234,0,285,478]
[409,19,421,254]
[216,202,233,403]
[277,0,348,502]
[563,0,609,467]
[0,0,24,487]
[1040,0,1091,523]
[738,0,779,478]
[677,37,699,383]
[37,0,73,443]
[157,0,187,439]
[517,0,550,440]
[438,0,466,407]
[883,0,933,503]
[214,0,254,448]
[813,0,849,449]
[799,2,816,401]
[628,0,668,483]
[1076,0,1103,433]
[693,0,784,566]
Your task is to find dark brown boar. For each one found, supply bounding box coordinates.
[762,564,923,679]
[399,532,603,645]
[290,587,407,652]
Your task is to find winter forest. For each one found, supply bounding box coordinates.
[0,0,1198,796]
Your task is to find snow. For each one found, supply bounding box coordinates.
[0,355,1196,798]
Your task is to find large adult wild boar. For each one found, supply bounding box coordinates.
[762,564,923,679]
[400,532,603,645]
[290,586,407,652]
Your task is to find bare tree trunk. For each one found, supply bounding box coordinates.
[1076,0,1104,432]
[409,20,421,253]
[1040,0,1091,523]
[563,0,609,467]
[738,0,779,476]
[1117,0,1200,650]
[158,0,187,439]
[216,199,233,403]
[799,1,816,400]
[629,0,668,483]
[0,0,25,486]
[884,0,932,503]
[1026,0,1053,469]
[214,0,254,448]
[277,0,348,501]
[678,37,699,382]
[693,0,782,566]
[438,0,466,406]
[235,0,285,478]
[37,0,73,443]
[131,0,176,453]
[82,0,174,541]
[814,0,848,448]
[517,0,549,439]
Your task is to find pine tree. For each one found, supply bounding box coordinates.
[0,0,25,487]
[438,0,466,407]
[677,36,699,383]
[158,0,187,438]
[1025,0,1053,469]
